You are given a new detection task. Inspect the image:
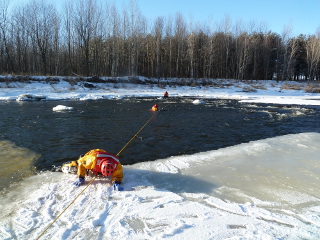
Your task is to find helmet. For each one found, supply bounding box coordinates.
[100,159,117,177]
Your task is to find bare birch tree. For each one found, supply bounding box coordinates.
[305,33,320,80]
[153,16,164,78]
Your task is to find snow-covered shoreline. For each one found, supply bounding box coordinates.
[1,76,320,106]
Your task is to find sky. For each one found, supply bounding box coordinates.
[129,0,320,35]
[8,0,320,36]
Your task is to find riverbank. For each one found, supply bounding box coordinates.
[1,75,320,105]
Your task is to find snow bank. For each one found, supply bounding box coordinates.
[1,78,320,106]
[0,133,319,239]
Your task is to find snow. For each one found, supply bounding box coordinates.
[0,76,320,239]
[192,99,206,104]
[52,105,74,112]
[0,76,320,106]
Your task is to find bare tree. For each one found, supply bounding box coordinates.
[70,0,101,76]
[187,22,196,79]
[0,0,15,72]
[163,16,173,77]
[280,25,290,80]
[218,15,232,78]
[108,3,121,77]
[305,33,320,80]
[62,0,76,75]
[173,12,187,77]
[237,32,250,80]
[286,36,301,80]
[234,20,248,80]
[153,16,164,78]
[126,0,146,76]
[22,0,59,75]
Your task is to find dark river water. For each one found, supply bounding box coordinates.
[1,97,320,171]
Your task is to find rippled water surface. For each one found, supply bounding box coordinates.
[0,97,320,190]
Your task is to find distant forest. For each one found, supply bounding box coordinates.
[1,0,320,81]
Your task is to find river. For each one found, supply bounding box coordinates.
[0,97,319,191]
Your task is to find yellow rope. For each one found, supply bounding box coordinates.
[36,112,157,239]
[116,114,156,156]
[36,176,97,240]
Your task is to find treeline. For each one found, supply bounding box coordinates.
[1,0,320,81]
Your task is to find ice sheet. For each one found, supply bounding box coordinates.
[0,133,319,239]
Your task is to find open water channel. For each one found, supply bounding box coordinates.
[0,97,320,191]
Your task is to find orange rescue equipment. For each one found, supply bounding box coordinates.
[151,104,158,111]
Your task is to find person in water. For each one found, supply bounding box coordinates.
[151,104,158,111]
[62,149,123,189]
[164,91,169,98]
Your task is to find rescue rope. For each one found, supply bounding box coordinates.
[36,112,157,239]
[36,176,97,240]
[116,113,156,156]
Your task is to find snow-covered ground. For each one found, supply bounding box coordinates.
[0,76,320,105]
[0,77,320,239]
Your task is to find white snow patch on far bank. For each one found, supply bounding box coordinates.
[1,77,320,106]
